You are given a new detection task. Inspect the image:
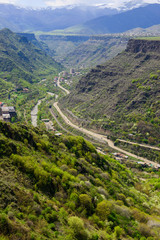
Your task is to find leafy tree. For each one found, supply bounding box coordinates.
[96,200,112,221]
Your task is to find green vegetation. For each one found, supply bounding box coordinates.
[0,121,160,239]
[0,29,62,86]
[37,34,128,68]
[61,39,160,160]
[137,37,160,41]
[0,28,62,122]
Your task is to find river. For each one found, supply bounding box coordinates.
[31,100,42,127]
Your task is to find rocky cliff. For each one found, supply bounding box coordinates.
[126,39,160,53]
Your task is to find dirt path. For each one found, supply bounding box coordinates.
[117,139,160,151]
[57,77,70,95]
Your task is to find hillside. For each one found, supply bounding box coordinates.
[66,4,160,35]
[1,121,160,239]
[37,34,129,68]
[0,28,62,86]
[61,36,129,68]
[61,39,160,152]
[36,35,90,63]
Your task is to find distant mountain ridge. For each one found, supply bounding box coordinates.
[0,3,160,33]
[0,4,117,32]
[64,4,160,34]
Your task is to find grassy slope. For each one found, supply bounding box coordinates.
[0,28,62,87]
[0,121,160,239]
[61,40,160,149]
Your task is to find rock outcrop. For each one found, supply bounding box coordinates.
[126,39,160,53]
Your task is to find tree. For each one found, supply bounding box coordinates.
[96,200,112,221]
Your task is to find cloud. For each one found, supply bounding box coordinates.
[0,0,17,3]
[0,0,159,8]
[44,0,114,7]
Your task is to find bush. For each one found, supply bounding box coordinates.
[96,200,112,221]
[79,194,92,215]
[0,213,9,234]
[138,223,153,238]
[113,226,124,239]
[68,216,89,240]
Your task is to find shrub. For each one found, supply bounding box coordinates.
[132,208,149,223]
[0,213,9,234]
[114,226,124,239]
[138,223,153,238]
[79,194,92,214]
[68,216,89,240]
[96,200,112,221]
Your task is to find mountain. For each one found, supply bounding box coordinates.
[1,120,160,239]
[67,4,160,35]
[124,24,160,36]
[0,3,160,34]
[0,4,118,32]
[17,32,55,57]
[60,38,160,157]
[36,34,129,68]
[0,28,62,86]
[97,0,160,11]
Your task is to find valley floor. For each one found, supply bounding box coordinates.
[49,76,160,169]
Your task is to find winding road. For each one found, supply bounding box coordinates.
[57,77,70,95]
[54,76,160,168]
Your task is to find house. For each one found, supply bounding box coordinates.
[8,107,16,118]
[41,119,50,122]
[2,114,11,122]
[0,105,16,122]
[22,88,29,93]
[1,107,9,114]
[70,68,75,74]
[113,152,128,160]
[55,132,62,136]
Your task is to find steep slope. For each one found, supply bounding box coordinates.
[1,121,160,239]
[68,4,160,34]
[17,33,55,57]
[61,39,160,149]
[61,36,129,68]
[0,28,62,86]
[37,35,90,63]
[37,34,129,68]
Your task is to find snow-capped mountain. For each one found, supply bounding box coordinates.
[97,0,160,11]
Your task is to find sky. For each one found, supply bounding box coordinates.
[0,0,159,8]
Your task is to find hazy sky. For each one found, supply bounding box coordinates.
[0,0,159,8]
